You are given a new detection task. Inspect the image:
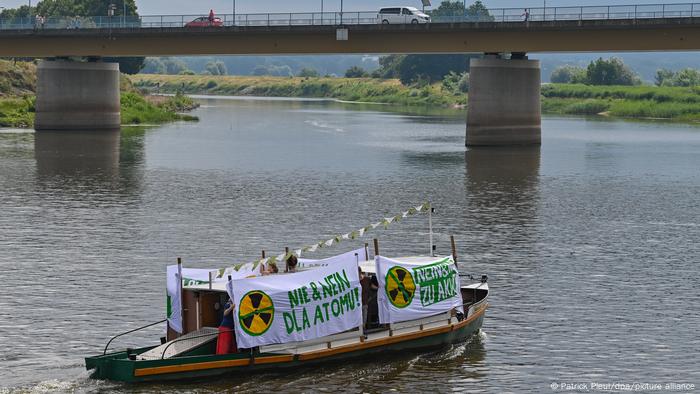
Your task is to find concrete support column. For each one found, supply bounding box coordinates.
[35,60,120,131]
[466,56,541,146]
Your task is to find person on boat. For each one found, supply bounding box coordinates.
[359,268,371,328]
[208,9,215,24]
[216,298,237,355]
[367,274,380,327]
[261,261,279,275]
[286,255,298,273]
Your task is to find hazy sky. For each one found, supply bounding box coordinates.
[0,0,681,15]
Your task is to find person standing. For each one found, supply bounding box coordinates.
[208,9,215,24]
[522,8,530,21]
[359,268,371,328]
[216,298,237,354]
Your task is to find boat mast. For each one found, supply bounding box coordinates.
[428,206,434,256]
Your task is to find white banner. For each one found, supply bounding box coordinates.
[227,254,362,349]
[297,247,368,269]
[376,256,463,324]
[178,267,218,286]
[166,265,183,333]
[217,262,260,282]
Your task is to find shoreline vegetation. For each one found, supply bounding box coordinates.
[0,60,199,128]
[132,74,700,124]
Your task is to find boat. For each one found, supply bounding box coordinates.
[85,253,488,383]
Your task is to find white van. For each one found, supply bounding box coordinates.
[377,7,431,24]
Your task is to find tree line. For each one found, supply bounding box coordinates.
[551,57,700,87]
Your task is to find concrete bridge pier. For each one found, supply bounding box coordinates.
[466,54,541,146]
[35,60,121,131]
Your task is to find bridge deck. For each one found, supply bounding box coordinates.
[1,17,700,56]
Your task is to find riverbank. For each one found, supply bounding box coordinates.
[129,74,461,107]
[542,84,700,121]
[132,74,700,123]
[0,61,199,128]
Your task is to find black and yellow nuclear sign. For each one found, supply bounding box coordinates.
[238,290,275,336]
[385,266,416,308]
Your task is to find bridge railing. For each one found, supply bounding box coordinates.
[1,3,700,30]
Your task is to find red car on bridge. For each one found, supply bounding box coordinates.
[185,16,223,28]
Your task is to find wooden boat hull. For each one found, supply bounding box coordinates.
[85,304,487,383]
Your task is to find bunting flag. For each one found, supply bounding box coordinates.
[218,202,431,278]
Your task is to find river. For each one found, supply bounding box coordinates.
[1,96,699,393]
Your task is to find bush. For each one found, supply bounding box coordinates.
[550,65,586,84]
[563,99,610,115]
[344,66,369,78]
[656,68,700,87]
[441,71,469,94]
[298,67,320,78]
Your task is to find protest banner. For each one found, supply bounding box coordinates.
[376,256,463,324]
[227,254,362,348]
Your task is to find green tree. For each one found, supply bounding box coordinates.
[465,1,494,21]
[430,1,493,21]
[298,67,320,78]
[375,54,405,79]
[162,58,190,75]
[430,1,465,18]
[585,57,640,86]
[35,0,138,17]
[205,61,227,76]
[587,57,641,85]
[655,68,675,86]
[441,71,469,94]
[142,58,166,74]
[345,66,369,78]
[670,68,700,87]
[550,65,587,84]
[398,54,471,85]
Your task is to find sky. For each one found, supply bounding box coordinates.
[0,0,686,16]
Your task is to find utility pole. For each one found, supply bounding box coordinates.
[340,0,343,24]
[233,0,236,24]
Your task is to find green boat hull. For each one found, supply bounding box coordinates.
[86,310,485,383]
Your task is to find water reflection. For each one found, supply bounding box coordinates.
[34,130,121,177]
[463,147,541,258]
[33,129,144,195]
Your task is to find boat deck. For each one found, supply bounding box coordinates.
[138,327,218,360]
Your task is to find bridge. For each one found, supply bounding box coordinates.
[5,3,700,145]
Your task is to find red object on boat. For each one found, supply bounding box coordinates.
[216,326,237,354]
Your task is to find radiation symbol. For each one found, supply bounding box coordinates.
[385,266,416,308]
[238,290,274,336]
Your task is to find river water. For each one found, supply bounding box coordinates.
[1,96,699,393]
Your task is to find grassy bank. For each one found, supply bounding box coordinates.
[130,74,463,107]
[133,74,700,123]
[542,83,700,121]
[0,60,199,128]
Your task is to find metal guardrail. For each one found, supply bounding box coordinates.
[102,319,166,355]
[1,3,700,30]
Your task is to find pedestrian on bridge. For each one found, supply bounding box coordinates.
[522,8,530,21]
